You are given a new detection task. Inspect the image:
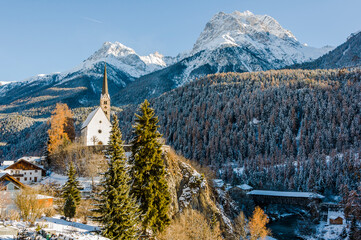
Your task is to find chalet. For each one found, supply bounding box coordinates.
[0,172,25,191]
[229,184,254,201]
[0,173,53,213]
[4,159,45,184]
[328,211,345,225]
[247,190,325,206]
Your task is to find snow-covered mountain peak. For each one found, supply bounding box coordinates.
[191,10,299,55]
[87,41,137,61]
[65,41,173,78]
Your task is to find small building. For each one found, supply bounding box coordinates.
[247,190,325,206]
[229,184,254,201]
[328,211,345,225]
[0,173,53,213]
[4,159,45,184]
[0,172,25,191]
[236,184,253,193]
[212,179,225,188]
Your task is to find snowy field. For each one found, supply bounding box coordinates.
[40,172,101,191]
[0,215,108,240]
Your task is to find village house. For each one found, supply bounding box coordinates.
[4,159,45,184]
[328,211,345,225]
[0,172,53,214]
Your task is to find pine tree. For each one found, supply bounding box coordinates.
[62,162,81,207]
[64,195,76,220]
[130,99,170,234]
[93,115,140,240]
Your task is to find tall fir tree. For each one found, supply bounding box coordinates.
[130,99,170,234]
[93,115,140,240]
[62,162,81,210]
[64,195,76,220]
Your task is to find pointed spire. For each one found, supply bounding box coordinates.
[102,62,108,95]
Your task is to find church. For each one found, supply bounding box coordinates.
[81,64,112,146]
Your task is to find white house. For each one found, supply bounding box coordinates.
[81,63,112,146]
[81,107,112,146]
[4,159,45,184]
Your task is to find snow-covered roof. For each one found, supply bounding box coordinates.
[2,160,14,166]
[247,190,324,199]
[213,179,225,188]
[81,107,105,129]
[236,184,253,190]
[36,194,53,200]
[328,211,344,220]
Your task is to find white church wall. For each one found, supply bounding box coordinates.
[85,108,111,146]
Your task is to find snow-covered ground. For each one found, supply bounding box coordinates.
[0,215,108,239]
[40,172,101,191]
[307,221,346,240]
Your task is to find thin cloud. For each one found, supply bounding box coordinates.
[82,17,103,24]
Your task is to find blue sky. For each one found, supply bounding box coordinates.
[1,0,360,82]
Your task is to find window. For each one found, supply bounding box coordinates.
[105,111,107,115]
[24,177,27,181]
[30,172,32,175]
[98,141,103,145]
[30,177,32,181]
[24,172,26,175]
[16,178,20,181]
[104,101,107,104]
[34,177,37,182]
[98,129,102,133]
[35,170,38,173]
[99,120,102,123]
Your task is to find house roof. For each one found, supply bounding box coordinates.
[236,184,253,190]
[5,159,45,172]
[0,172,26,189]
[247,190,324,199]
[81,107,111,129]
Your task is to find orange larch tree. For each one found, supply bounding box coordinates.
[249,206,270,240]
[47,103,74,155]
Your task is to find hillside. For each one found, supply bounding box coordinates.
[117,69,361,195]
[291,31,361,69]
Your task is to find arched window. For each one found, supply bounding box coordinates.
[98,129,102,133]
[98,141,103,145]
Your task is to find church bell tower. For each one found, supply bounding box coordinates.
[100,63,111,120]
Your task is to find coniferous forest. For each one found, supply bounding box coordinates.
[116,69,361,196]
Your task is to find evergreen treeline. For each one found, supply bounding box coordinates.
[117,69,361,195]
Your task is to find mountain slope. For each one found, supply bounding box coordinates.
[113,11,333,105]
[1,10,333,109]
[0,42,171,112]
[290,31,361,69]
[116,69,361,195]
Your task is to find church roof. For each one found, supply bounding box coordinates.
[81,107,111,129]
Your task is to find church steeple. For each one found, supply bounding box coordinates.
[100,62,111,120]
[102,63,109,96]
